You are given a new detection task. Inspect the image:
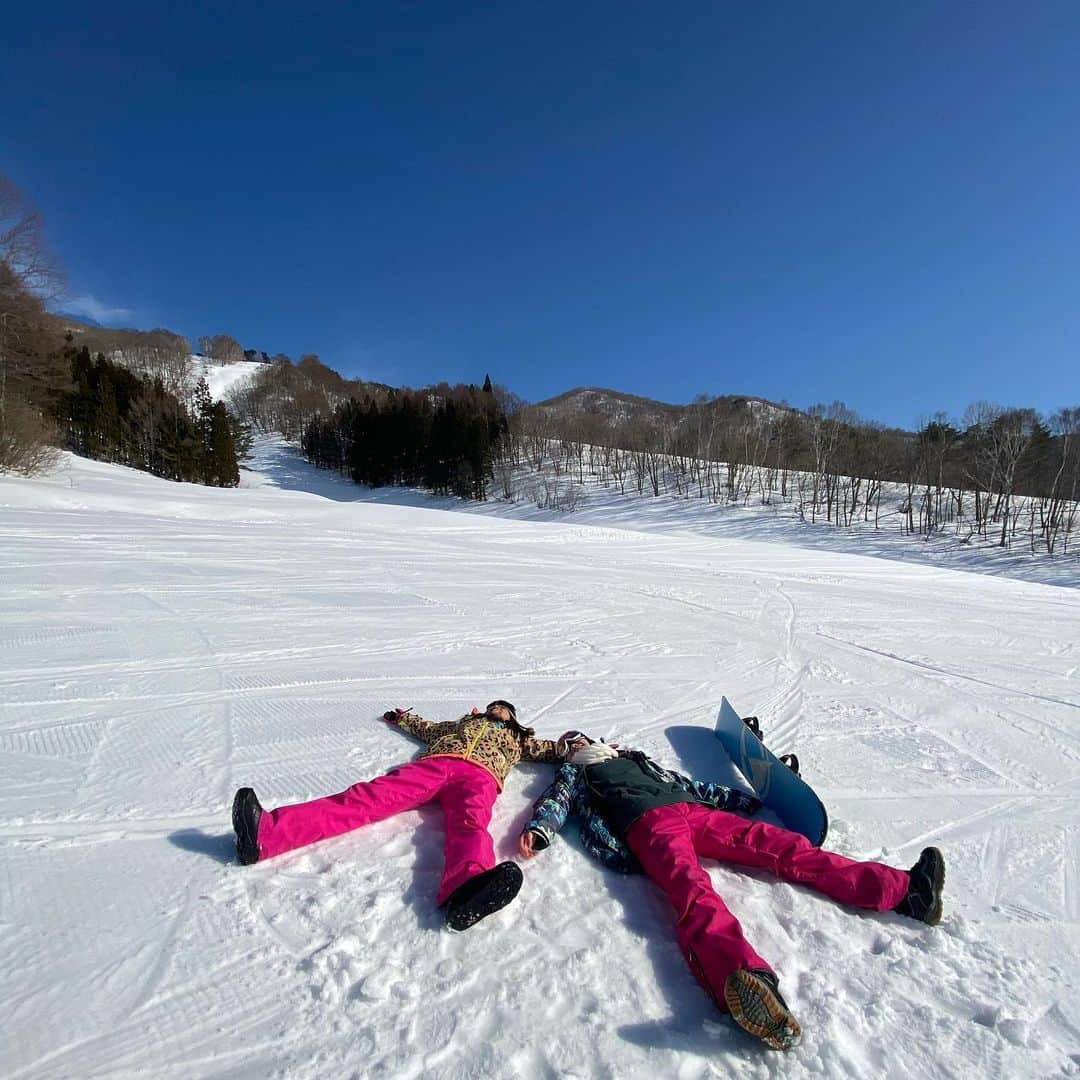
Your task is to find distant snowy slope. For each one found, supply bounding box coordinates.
[190,356,264,401]
[0,440,1078,1079]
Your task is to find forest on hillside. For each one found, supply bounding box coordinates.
[300,380,506,502]
[505,397,1079,552]
[3,173,1077,550]
[0,180,245,486]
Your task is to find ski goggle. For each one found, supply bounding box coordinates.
[560,730,592,746]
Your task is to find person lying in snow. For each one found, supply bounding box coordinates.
[232,700,568,931]
[519,732,946,1051]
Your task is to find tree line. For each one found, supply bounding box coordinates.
[3,169,1076,551]
[224,352,386,442]
[0,177,252,485]
[1,179,67,474]
[301,379,506,501]
[503,397,1080,554]
[62,345,245,485]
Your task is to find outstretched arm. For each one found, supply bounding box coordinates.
[652,756,761,814]
[519,763,584,855]
[520,734,563,764]
[383,708,461,745]
[686,776,762,815]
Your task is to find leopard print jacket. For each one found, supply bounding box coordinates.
[391,710,562,787]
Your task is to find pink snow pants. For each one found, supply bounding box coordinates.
[256,757,499,905]
[625,803,911,1009]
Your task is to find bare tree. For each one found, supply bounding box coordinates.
[770,411,802,500]
[609,445,630,494]
[0,179,65,473]
[515,407,555,472]
[985,407,1038,547]
[805,402,855,523]
[913,414,959,535]
[0,178,62,300]
[112,330,193,402]
[962,401,1000,536]
[622,416,664,496]
[859,422,900,528]
[1042,407,1080,553]
[0,373,59,474]
[199,334,245,364]
[1,264,53,419]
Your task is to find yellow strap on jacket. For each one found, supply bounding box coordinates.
[393,711,560,787]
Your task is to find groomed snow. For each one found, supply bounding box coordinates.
[1,438,1078,1078]
[190,357,265,403]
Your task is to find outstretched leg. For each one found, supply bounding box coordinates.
[626,803,771,1006]
[689,806,910,911]
[254,757,454,860]
[435,761,500,904]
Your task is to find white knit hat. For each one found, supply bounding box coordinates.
[568,741,619,766]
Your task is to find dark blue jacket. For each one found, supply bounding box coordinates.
[523,749,758,874]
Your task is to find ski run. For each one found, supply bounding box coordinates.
[1,436,1078,1079]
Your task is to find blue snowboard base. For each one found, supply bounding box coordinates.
[714,697,828,847]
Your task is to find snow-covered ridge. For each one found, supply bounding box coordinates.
[189,355,265,402]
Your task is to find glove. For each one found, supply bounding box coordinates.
[718,788,763,816]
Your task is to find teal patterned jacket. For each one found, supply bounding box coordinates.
[523,750,759,875]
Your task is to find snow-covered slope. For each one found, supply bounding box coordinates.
[190,356,265,402]
[1,439,1078,1078]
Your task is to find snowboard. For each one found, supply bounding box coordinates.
[714,697,828,846]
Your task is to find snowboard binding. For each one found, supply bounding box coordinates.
[741,716,800,775]
[741,715,762,740]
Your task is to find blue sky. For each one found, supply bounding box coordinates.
[3,2,1077,428]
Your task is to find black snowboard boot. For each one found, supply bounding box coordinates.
[779,753,800,776]
[742,715,763,741]
[444,861,523,932]
[232,787,263,866]
[723,968,802,1051]
[894,846,945,925]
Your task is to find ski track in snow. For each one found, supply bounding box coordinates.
[1,437,1079,1079]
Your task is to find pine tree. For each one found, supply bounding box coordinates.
[302,380,506,502]
[193,377,213,446]
[93,369,122,460]
[57,350,240,487]
[208,402,240,486]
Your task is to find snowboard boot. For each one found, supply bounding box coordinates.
[723,968,802,1051]
[779,753,800,776]
[444,861,523,932]
[232,787,263,866]
[894,846,945,925]
[742,715,763,741]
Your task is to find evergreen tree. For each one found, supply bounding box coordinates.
[303,381,505,502]
[193,377,214,447]
[207,402,240,486]
[57,348,240,487]
[92,367,122,460]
